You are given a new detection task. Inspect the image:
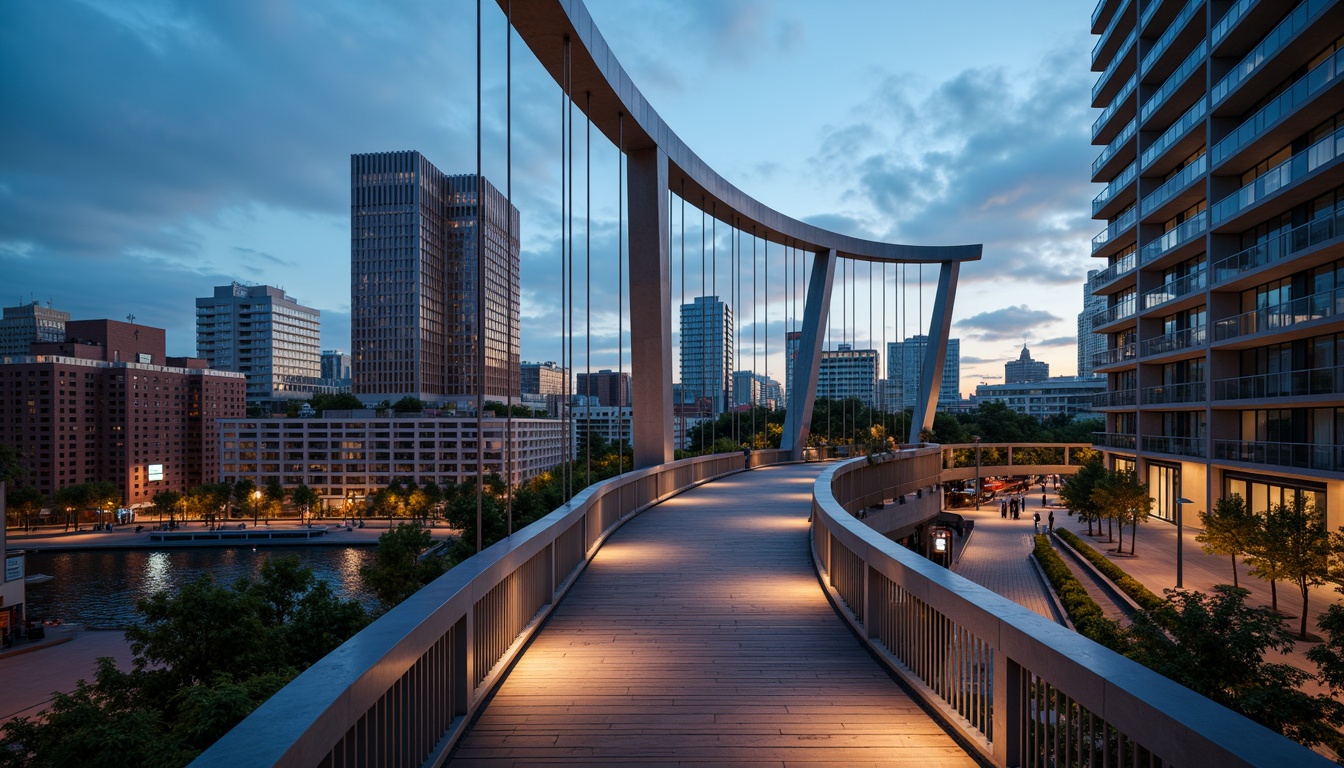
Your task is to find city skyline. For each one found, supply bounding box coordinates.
[0,0,1096,394]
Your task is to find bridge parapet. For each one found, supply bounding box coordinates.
[812,449,1327,767]
[192,451,790,768]
[939,442,1098,483]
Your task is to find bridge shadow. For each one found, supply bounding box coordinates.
[449,463,975,766]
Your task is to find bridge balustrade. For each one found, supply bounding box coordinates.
[192,450,790,768]
[812,448,1325,767]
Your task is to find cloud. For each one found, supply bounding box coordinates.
[956,305,1060,342]
[1036,336,1076,348]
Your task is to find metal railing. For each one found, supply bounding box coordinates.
[1214,364,1344,400]
[1090,296,1137,329]
[1093,388,1137,408]
[1093,28,1138,103]
[1213,124,1344,223]
[1093,117,1137,177]
[1140,210,1207,264]
[1091,206,1137,252]
[192,449,791,767]
[1143,434,1207,457]
[1212,47,1344,168]
[1140,98,1205,170]
[1212,0,1333,104]
[1215,439,1344,472]
[1092,0,1134,63]
[812,450,1321,767]
[1139,0,1202,75]
[1141,153,1206,216]
[1093,431,1137,450]
[1087,250,1136,291]
[1213,0,1257,46]
[1140,324,1206,357]
[1093,74,1137,139]
[1092,341,1137,368]
[1092,160,1138,216]
[1142,267,1206,310]
[1213,207,1344,284]
[1142,380,1207,404]
[1213,286,1344,340]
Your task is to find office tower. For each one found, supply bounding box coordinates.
[321,350,352,381]
[1089,0,1342,526]
[785,330,801,403]
[679,295,733,416]
[885,335,960,411]
[732,370,762,408]
[0,301,68,357]
[817,345,879,407]
[196,283,321,405]
[1078,270,1108,377]
[0,319,245,506]
[1005,344,1049,384]
[576,369,631,407]
[351,151,520,407]
[974,377,1107,419]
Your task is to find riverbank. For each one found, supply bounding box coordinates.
[6,519,457,552]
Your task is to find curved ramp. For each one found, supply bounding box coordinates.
[450,463,975,765]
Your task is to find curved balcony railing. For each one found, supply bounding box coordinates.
[1213,286,1344,340]
[1093,28,1139,103]
[1215,439,1344,472]
[1142,380,1207,404]
[1093,388,1137,407]
[1212,47,1344,168]
[1094,116,1137,176]
[1092,206,1138,252]
[194,449,792,766]
[1092,341,1137,367]
[1140,0,1202,75]
[1141,153,1207,216]
[1142,267,1207,309]
[1214,207,1344,283]
[1141,210,1207,264]
[1141,98,1206,170]
[1212,0,1333,105]
[1213,0,1257,46]
[812,448,1317,767]
[1215,364,1344,400]
[1140,324,1207,357]
[1214,124,1344,223]
[1093,160,1138,215]
[1090,296,1137,329]
[1094,73,1138,139]
[1141,40,1207,127]
[1143,434,1207,457]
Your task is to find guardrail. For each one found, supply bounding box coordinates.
[192,450,791,767]
[811,451,1327,767]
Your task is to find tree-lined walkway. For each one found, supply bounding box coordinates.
[450,463,975,766]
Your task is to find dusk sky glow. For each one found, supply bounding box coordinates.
[0,0,1097,396]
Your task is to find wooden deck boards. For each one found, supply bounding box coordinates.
[449,464,976,766]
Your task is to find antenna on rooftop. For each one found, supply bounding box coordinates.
[126,313,136,325]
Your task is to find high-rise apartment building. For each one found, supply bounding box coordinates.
[196,283,321,405]
[885,335,960,411]
[818,345,879,407]
[1089,0,1344,527]
[679,295,733,416]
[1005,344,1050,384]
[0,302,68,357]
[351,151,520,407]
[785,331,802,403]
[733,370,782,410]
[321,350,352,381]
[1078,270,1108,377]
[576,369,631,408]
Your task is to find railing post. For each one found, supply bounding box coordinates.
[994,653,1022,767]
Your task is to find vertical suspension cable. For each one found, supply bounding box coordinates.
[505,0,514,534]
[868,261,873,434]
[882,262,888,442]
[751,228,757,445]
[733,220,740,444]
[561,35,572,500]
[700,198,707,454]
[711,203,717,450]
[584,91,591,490]
[617,112,624,473]
[763,235,768,434]
[474,0,483,553]
[679,180,685,454]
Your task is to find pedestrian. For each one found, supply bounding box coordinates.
[1033,511,1041,534]
[1048,510,1055,532]
[1043,491,1048,506]
[1000,499,1008,518]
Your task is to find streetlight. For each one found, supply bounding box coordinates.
[972,436,982,511]
[252,489,261,527]
[1175,497,1193,588]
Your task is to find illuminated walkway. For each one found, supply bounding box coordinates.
[449,463,974,765]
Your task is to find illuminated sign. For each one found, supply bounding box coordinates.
[148,464,164,482]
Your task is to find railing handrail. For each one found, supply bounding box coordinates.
[812,450,1323,767]
[1213,285,1344,340]
[1213,123,1344,223]
[1213,206,1344,283]
[194,449,792,767]
[1142,266,1207,309]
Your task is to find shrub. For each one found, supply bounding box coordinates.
[1032,535,1124,649]
[1057,528,1164,612]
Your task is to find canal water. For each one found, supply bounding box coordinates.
[23,546,377,628]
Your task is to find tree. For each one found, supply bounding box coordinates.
[359,521,448,613]
[290,484,319,523]
[1244,504,1287,613]
[1058,457,1105,535]
[391,395,424,413]
[6,484,43,531]
[1264,497,1331,640]
[1197,494,1257,589]
[54,483,91,530]
[152,490,183,528]
[232,479,258,526]
[1093,469,1151,554]
[309,392,364,412]
[85,481,120,527]
[263,478,286,521]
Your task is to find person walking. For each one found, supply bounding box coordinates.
[1048,510,1055,532]
[1033,511,1041,534]
[1000,499,1008,518]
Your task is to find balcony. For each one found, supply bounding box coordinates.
[1142,268,1207,310]
[1087,250,1137,292]
[1093,431,1137,450]
[1092,206,1138,253]
[1140,99,1206,172]
[1140,210,1207,265]
[1142,380,1207,404]
[1212,124,1344,225]
[1093,160,1138,216]
[1213,286,1344,341]
[1213,0,1334,106]
[1140,324,1207,357]
[1093,388,1137,407]
[1093,117,1137,178]
[1213,207,1344,284]
[1139,40,1207,129]
[1211,47,1344,170]
[1143,434,1207,457]
[1139,0,1203,76]
[1092,341,1137,368]
[1090,298,1137,330]
[1093,29,1138,106]
[1212,0,1257,47]
[1214,364,1344,400]
[1093,0,1135,66]
[1140,154,1207,217]
[1215,439,1344,472]
[1094,74,1138,141]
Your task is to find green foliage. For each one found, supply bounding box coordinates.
[1058,457,1106,534]
[5,484,43,528]
[0,556,368,766]
[309,392,365,412]
[1031,535,1125,649]
[290,484,319,515]
[359,521,448,613]
[1055,528,1164,612]
[1308,603,1344,695]
[0,443,25,486]
[151,490,183,524]
[1262,498,1331,640]
[391,395,425,413]
[1093,469,1152,555]
[1197,494,1256,589]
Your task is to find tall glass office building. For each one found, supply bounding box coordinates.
[1088,0,1344,526]
[679,295,733,416]
[351,151,520,407]
[196,283,321,404]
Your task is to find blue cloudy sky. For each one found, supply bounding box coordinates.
[0,0,1097,396]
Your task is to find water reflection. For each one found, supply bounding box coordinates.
[24,546,377,628]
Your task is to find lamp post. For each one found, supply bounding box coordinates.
[252,489,261,527]
[1175,497,1193,588]
[972,436,982,511]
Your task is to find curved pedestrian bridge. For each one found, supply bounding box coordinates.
[449,463,973,765]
